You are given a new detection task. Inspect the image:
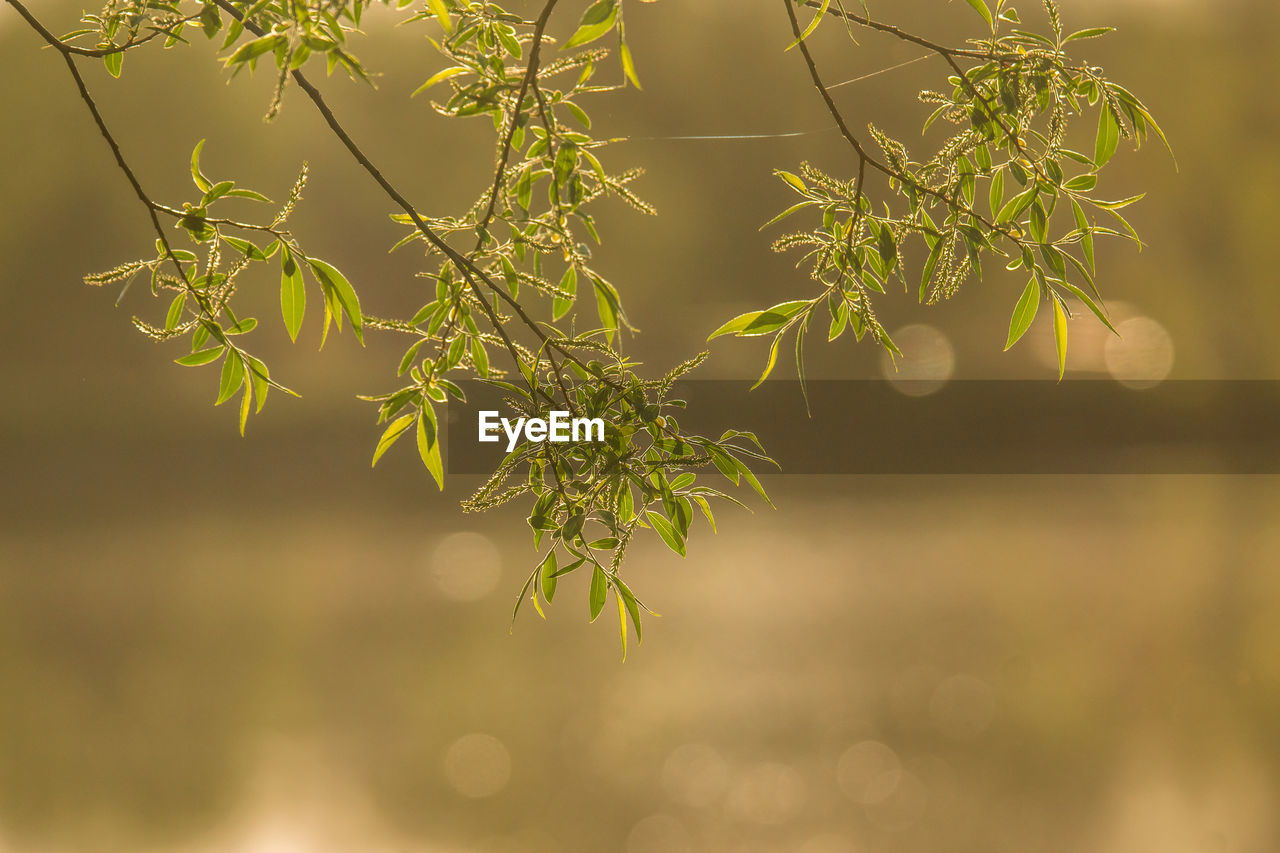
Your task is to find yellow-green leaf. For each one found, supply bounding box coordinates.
[1052,294,1069,381]
[372,414,414,467]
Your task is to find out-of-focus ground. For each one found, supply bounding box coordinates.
[1,1,1279,851]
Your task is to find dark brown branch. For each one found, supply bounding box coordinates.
[210,0,602,392]
[4,0,211,315]
[802,0,1048,186]
[804,0,997,60]
[782,0,1021,244]
[478,0,560,238]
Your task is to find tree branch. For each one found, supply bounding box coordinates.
[782,0,1022,245]
[210,0,602,395]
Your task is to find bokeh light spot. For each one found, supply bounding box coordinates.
[626,814,691,853]
[661,743,730,808]
[443,733,511,798]
[725,762,807,825]
[880,324,956,396]
[1105,316,1175,389]
[429,532,502,601]
[837,740,902,805]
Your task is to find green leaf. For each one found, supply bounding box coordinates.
[708,311,761,340]
[1060,281,1117,335]
[190,139,211,193]
[280,253,305,343]
[1052,293,1069,380]
[619,24,641,89]
[216,351,244,406]
[588,564,609,620]
[594,277,622,344]
[787,0,830,49]
[165,293,186,331]
[1064,174,1097,192]
[224,188,271,203]
[1094,104,1120,167]
[225,33,284,67]
[411,66,467,97]
[750,333,783,391]
[372,414,414,467]
[739,301,808,337]
[175,346,225,367]
[760,200,815,230]
[307,258,363,344]
[245,355,271,413]
[539,551,558,603]
[427,0,453,33]
[964,0,994,29]
[239,376,252,436]
[200,2,222,38]
[646,511,686,557]
[614,576,645,646]
[564,0,619,49]
[552,265,578,321]
[416,408,444,490]
[1004,278,1039,350]
[616,593,628,658]
[470,337,489,378]
[988,169,1004,217]
[733,457,774,509]
[223,235,267,260]
[104,50,123,78]
[1065,27,1114,42]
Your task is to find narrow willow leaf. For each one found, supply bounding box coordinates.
[1052,294,1069,380]
[733,457,774,508]
[216,351,244,405]
[540,551,558,603]
[190,139,211,192]
[619,29,641,89]
[787,0,830,49]
[646,511,686,557]
[1004,278,1039,350]
[245,355,271,413]
[691,495,716,533]
[1066,27,1114,41]
[470,337,489,377]
[740,301,807,337]
[614,578,642,648]
[750,333,783,390]
[616,593,628,659]
[239,375,252,436]
[588,564,609,620]
[372,414,414,467]
[427,0,453,33]
[307,258,363,344]
[176,346,225,367]
[1060,281,1117,335]
[564,0,618,49]
[760,200,815,230]
[1071,199,1095,273]
[708,311,761,340]
[1095,104,1120,167]
[104,50,123,78]
[165,293,186,331]
[280,255,305,342]
[988,169,1004,217]
[416,410,444,490]
[964,0,994,29]
[411,66,466,97]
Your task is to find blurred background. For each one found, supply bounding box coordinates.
[2,0,1279,850]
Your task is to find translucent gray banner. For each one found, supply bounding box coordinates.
[445,380,1280,474]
